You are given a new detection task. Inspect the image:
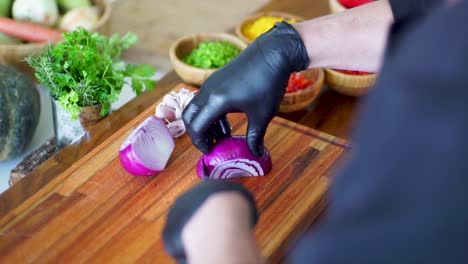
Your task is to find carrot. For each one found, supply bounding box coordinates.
[0,17,63,43]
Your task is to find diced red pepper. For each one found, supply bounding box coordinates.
[338,0,374,9]
[286,72,315,93]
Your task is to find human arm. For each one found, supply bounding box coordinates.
[181,192,264,264]
[296,0,445,71]
[295,0,394,72]
[182,1,395,156]
[296,0,444,72]
[162,181,264,264]
[290,1,468,263]
[172,1,461,263]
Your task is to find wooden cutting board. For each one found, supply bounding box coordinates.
[0,84,349,263]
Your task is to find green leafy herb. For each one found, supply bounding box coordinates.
[26,27,157,119]
[184,41,240,69]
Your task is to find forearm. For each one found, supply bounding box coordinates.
[182,193,265,264]
[294,0,394,72]
[185,231,263,264]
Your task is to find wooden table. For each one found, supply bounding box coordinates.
[0,83,350,263]
[0,0,360,261]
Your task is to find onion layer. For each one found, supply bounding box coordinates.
[119,115,175,176]
[196,136,272,179]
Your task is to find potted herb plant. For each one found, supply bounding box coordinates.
[26,27,156,146]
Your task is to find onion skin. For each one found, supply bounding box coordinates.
[167,119,186,138]
[155,88,195,138]
[196,135,272,179]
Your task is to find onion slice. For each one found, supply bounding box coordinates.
[196,136,272,180]
[119,115,175,176]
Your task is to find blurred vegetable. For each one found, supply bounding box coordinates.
[0,32,21,44]
[58,0,91,12]
[0,0,12,17]
[184,41,240,69]
[12,0,59,26]
[0,16,63,42]
[59,6,99,32]
[26,27,157,119]
[0,65,40,161]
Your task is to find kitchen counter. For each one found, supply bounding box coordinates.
[0,0,359,261]
[1,0,358,218]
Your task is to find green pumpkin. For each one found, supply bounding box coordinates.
[0,65,40,161]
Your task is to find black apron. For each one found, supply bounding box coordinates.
[290,1,468,263]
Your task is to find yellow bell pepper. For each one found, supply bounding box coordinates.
[243,16,297,41]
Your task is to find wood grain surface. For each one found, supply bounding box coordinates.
[0,84,349,263]
[0,0,360,235]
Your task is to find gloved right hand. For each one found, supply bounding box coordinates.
[183,21,309,156]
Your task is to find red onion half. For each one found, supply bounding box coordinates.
[119,115,175,176]
[196,136,272,180]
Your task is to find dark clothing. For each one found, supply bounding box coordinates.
[291,0,468,263]
[389,0,442,21]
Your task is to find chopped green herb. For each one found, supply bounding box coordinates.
[184,41,241,69]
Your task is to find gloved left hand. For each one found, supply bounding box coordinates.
[162,180,258,264]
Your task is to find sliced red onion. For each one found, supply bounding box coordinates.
[119,115,175,176]
[196,136,272,180]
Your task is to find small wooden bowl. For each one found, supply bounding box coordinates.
[169,32,247,86]
[324,68,377,96]
[0,0,111,74]
[235,11,304,44]
[280,68,324,113]
[328,0,347,13]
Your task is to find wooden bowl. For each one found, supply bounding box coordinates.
[328,0,347,13]
[235,11,304,44]
[324,68,377,96]
[0,0,112,73]
[280,68,324,113]
[169,32,247,86]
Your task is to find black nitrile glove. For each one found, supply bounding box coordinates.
[183,21,309,156]
[162,181,258,264]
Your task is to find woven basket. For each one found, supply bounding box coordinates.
[0,0,112,74]
[279,68,324,113]
[324,68,377,96]
[235,11,304,44]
